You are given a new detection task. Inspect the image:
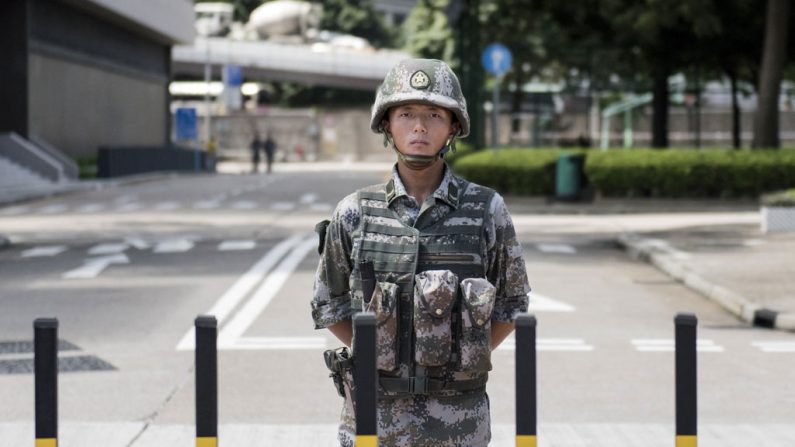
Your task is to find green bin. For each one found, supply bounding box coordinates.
[555,153,585,200]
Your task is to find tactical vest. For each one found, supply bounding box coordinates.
[349,176,497,396]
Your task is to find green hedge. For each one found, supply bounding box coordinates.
[585,149,795,198]
[450,148,795,198]
[452,149,573,195]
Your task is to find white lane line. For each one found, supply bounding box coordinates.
[300,193,317,204]
[21,246,68,258]
[88,243,129,255]
[635,239,692,260]
[226,337,327,350]
[271,202,296,211]
[231,201,257,210]
[527,292,575,312]
[36,204,68,215]
[176,234,307,350]
[124,238,151,250]
[193,200,221,209]
[62,254,129,280]
[116,202,142,212]
[309,203,333,212]
[153,239,195,253]
[218,240,257,251]
[218,236,316,348]
[536,243,577,254]
[154,202,181,211]
[75,203,106,213]
[497,337,594,352]
[0,205,31,216]
[751,341,795,353]
[632,339,724,352]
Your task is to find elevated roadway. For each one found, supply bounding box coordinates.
[172,37,411,90]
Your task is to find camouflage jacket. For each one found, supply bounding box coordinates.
[311,164,530,329]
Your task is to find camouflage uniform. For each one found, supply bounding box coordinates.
[312,166,530,447]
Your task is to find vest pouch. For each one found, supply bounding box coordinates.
[364,281,399,372]
[459,278,496,372]
[413,270,458,367]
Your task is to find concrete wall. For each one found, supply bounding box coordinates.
[28,54,167,158]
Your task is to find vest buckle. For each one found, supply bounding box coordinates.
[408,376,429,395]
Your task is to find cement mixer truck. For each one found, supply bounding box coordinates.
[247,0,323,41]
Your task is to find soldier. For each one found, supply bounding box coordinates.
[311,59,530,447]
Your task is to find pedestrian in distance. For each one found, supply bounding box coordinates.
[250,134,262,173]
[264,133,276,174]
[311,58,531,447]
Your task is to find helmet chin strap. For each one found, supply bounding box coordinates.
[384,131,459,171]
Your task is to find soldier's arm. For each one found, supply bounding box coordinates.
[491,320,514,350]
[327,320,353,347]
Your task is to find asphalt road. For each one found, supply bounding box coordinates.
[1,166,793,446]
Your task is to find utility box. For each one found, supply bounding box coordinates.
[555,153,585,200]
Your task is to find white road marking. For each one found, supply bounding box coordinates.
[300,193,317,204]
[527,292,576,312]
[632,339,724,352]
[153,239,194,253]
[751,341,795,353]
[0,205,30,216]
[62,254,129,280]
[536,243,577,254]
[124,238,151,250]
[75,203,105,213]
[193,200,221,209]
[154,201,181,211]
[115,202,142,212]
[36,204,68,215]
[309,203,333,212]
[88,243,129,255]
[218,240,257,251]
[497,337,594,352]
[271,202,296,211]
[231,201,257,210]
[218,236,316,348]
[21,246,68,258]
[225,337,327,350]
[176,234,307,350]
[635,238,692,260]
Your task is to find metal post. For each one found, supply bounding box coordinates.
[195,315,218,447]
[353,313,377,447]
[623,109,633,149]
[491,78,500,148]
[203,38,212,150]
[34,318,58,447]
[675,313,698,447]
[515,314,537,447]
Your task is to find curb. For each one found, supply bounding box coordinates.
[617,233,795,332]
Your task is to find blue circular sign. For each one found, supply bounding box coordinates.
[482,43,512,77]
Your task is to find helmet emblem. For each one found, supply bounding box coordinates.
[409,70,430,89]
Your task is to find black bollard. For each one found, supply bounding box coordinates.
[353,313,377,447]
[515,314,537,447]
[195,315,218,447]
[675,313,698,447]
[34,318,58,447]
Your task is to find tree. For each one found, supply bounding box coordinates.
[752,0,792,148]
[403,0,455,61]
[317,0,396,49]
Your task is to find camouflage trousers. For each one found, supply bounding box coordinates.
[337,391,491,447]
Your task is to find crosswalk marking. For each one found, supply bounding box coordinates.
[0,205,30,216]
[752,341,795,353]
[231,201,257,210]
[300,193,318,204]
[224,336,327,350]
[154,201,180,211]
[62,254,130,280]
[527,293,576,312]
[536,243,577,254]
[153,239,194,253]
[36,204,68,215]
[193,200,221,209]
[497,337,594,352]
[271,202,296,211]
[218,240,257,251]
[632,339,724,352]
[75,203,105,213]
[88,243,129,255]
[310,203,333,212]
[21,246,68,258]
[116,202,142,212]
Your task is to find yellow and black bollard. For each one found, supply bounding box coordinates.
[353,313,377,447]
[675,313,698,447]
[195,315,218,447]
[34,318,58,447]
[515,314,537,447]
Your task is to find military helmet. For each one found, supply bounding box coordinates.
[370,59,470,138]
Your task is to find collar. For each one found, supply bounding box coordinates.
[385,163,460,209]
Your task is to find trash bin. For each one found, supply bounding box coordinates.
[555,153,585,200]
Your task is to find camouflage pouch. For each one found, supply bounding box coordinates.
[364,282,400,372]
[459,278,496,372]
[413,270,458,367]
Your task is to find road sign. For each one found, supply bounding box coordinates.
[482,43,512,77]
[175,107,198,141]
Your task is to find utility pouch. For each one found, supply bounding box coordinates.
[414,270,458,367]
[459,278,496,372]
[363,282,400,372]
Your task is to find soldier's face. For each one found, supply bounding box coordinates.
[385,104,459,156]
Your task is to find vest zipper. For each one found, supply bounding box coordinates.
[419,254,475,263]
